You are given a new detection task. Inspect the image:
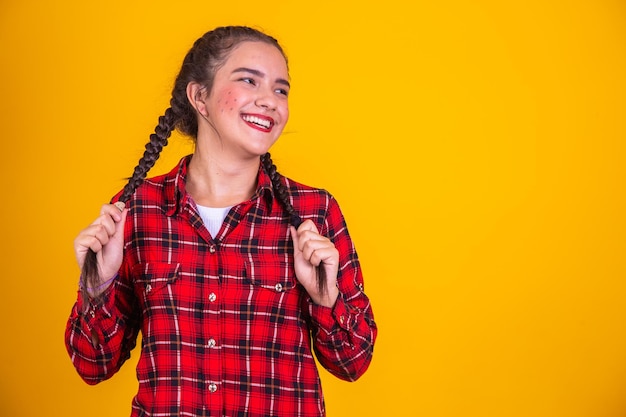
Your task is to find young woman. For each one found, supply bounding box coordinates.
[65,26,377,417]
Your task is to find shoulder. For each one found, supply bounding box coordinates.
[283,176,333,201]
[282,176,343,219]
[125,171,173,206]
[282,176,352,239]
[136,171,172,194]
[113,156,189,213]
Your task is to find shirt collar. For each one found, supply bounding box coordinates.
[163,155,275,217]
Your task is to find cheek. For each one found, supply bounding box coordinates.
[215,89,239,113]
[281,104,290,121]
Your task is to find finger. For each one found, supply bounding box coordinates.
[88,237,104,254]
[110,208,128,244]
[77,222,113,248]
[90,224,112,250]
[305,245,339,267]
[91,213,117,237]
[298,231,329,250]
[300,238,333,262]
[289,226,300,253]
[294,220,323,251]
[99,203,125,223]
[296,219,319,234]
[75,232,105,255]
[93,203,127,236]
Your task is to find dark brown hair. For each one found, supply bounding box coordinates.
[81,26,325,305]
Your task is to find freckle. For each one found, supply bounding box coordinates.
[230,107,233,111]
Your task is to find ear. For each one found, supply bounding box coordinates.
[186,82,208,117]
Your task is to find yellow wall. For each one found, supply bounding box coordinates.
[1,0,626,416]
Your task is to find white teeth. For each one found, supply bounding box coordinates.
[242,115,271,129]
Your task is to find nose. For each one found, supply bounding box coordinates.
[255,87,277,111]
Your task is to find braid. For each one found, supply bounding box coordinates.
[80,108,175,306]
[261,153,327,295]
[119,108,175,202]
[261,153,302,227]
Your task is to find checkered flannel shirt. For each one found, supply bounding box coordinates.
[66,156,377,416]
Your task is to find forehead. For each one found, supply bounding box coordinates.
[220,41,289,76]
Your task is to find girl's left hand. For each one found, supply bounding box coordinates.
[290,220,340,308]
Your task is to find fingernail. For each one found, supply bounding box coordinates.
[114,201,125,211]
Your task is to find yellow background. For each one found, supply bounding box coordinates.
[1,0,626,416]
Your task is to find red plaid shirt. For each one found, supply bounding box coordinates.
[65,156,377,417]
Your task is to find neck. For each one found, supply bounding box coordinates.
[187,150,260,207]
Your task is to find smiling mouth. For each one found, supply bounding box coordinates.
[242,114,274,131]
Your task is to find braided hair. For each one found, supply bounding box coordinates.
[260,154,327,295]
[81,26,325,304]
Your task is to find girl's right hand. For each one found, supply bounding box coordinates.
[73,203,128,282]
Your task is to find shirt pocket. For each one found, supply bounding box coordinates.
[243,257,298,294]
[132,262,181,299]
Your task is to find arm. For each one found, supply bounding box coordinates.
[65,272,140,384]
[293,196,377,381]
[65,202,140,384]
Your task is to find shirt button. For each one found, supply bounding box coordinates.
[339,315,345,325]
[207,338,216,348]
[208,382,218,393]
[145,284,152,293]
[274,283,283,292]
[209,245,216,254]
[208,292,217,303]
[89,310,95,318]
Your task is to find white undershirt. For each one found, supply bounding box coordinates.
[196,205,233,237]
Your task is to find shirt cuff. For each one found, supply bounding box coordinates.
[76,279,116,319]
[309,292,352,335]
[74,282,117,348]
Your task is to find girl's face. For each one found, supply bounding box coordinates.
[199,41,290,160]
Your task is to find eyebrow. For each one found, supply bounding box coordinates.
[232,67,290,88]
